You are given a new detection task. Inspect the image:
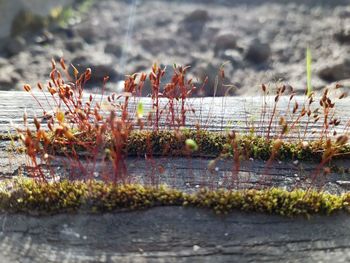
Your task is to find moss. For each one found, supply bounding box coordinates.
[51,0,95,28]
[1,178,350,217]
[42,129,350,162]
[126,130,226,157]
[0,133,19,141]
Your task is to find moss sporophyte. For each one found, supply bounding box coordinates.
[10,58,349,215]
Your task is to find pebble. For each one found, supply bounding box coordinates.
[3,36,26,57]
[245,40,271,64]
[334,28,350,44]
[214,33,237,54]
[318,59,350,82]
[193,245,201,252]
[183,10,209,24]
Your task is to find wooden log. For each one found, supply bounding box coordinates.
[0,91,350,262]
[1,208,350,262]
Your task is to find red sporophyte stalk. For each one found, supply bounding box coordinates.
[19,58,349,193]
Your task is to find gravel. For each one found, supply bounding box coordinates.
[0,0,350,96]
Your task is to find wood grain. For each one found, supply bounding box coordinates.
[0,91,349,262]
[1,208,350,262]
[1,91,349,139]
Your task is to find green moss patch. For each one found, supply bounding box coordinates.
[46,130,350,162]
[2,178,350,217]
[0,133,19,141]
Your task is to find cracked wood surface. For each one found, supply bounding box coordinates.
[1,208,350,262]
[0,91,350,262]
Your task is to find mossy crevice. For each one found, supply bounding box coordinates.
[1,178,350,217]
[45,130,350,162]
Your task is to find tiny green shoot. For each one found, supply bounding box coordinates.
[137,102,144,118]
[185,139,199,152]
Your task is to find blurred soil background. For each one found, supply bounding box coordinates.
[0,0,350,96]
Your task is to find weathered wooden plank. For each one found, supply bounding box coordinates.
[47,156,349,193]
[1,208,350,262]
[0,91,349,139]
[0,91,349,262]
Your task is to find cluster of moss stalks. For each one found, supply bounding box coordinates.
[1,178,350,217]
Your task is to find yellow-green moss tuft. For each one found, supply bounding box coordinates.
[44,130,350,161]
[0,178,349,217]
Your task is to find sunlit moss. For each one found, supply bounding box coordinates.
[50,0,95,27]
[42,129,350,162]
[1,178,349,217]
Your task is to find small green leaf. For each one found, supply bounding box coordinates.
[137,102,144,118]
[185,139,198,152]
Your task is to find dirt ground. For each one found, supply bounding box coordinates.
[0,0,350,95]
